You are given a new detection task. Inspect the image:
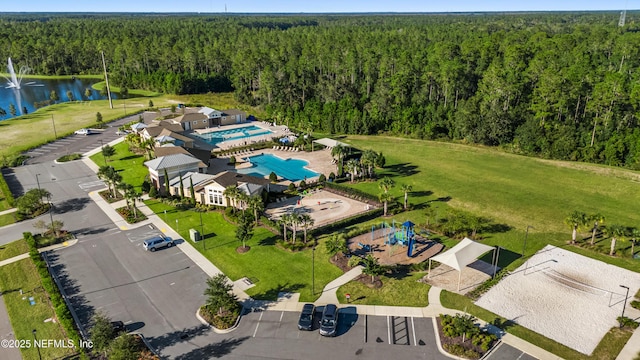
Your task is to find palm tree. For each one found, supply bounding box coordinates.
[247,196,264,226]
[362,254,386,283]
[606,224,627,256]
[279,213,292,242]
[589,213,605,245]
[564,210,588,244]
[97,165,121,198]
[119,183,142,218]
[290,213,302,243]
[223,186,241,213]
[401,184,413,210]
[345,159,360,183]
[379,192,393,217]
[140,138,155,160]
[325,232,347,261]
[360,149,377,178]
[300,214,315,243]
[379,176,395,194]
[331,145,349,175]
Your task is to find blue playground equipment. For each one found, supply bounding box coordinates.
[373,219,417,257]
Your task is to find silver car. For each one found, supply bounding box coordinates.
[143,237,174,252]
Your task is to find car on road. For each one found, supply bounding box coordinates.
[143,236,174,252]
[115,129,130,136]
[74,128,93,135]
[298,303,315,331]
[319,304,338,337]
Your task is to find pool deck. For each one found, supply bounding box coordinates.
[208,147,337,184]
[192,122,291,150]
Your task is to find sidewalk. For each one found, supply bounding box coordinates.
[0,239,78,268]
[0,208,17,216]
[315,265,363,304]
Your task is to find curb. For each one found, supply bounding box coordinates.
[196,306,243,334]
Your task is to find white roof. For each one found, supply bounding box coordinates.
[199,107,222,117]
[430,238,494,272]
[313,138,350,148]
[144,153,203,171]
[130,122,148,131]
[156,135,176,143]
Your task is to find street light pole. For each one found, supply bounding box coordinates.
[35,173,42,205]
[32,329,42,360]
[620,285,630,328]
[312,243,316,295]
[522,225,534,257]
[51,114,57,139]
[199,211,205,250]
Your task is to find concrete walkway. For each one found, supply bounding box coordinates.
[0,208,17,216]
[315,265,363,304]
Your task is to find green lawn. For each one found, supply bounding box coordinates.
[0,259,76,360]
[145,200,343,301]
[337,272,429,307]
[0,212,17,227]
[440,290,631,360]
[90,141,148,190]
[0,240,29,262]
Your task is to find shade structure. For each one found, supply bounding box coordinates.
[428,237,496,291]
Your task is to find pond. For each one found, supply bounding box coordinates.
[0,77,118,120]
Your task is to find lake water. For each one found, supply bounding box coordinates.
[0,77,116,120]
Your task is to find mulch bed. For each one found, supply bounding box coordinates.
[236,246,251,253]
[99,189,124,203]
[330,253,383,288]
[436,317,490,359]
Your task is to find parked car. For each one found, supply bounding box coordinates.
[74,128,93,135]
[319,304,338,337]
[297,303,315,331]
[143,236,174,252]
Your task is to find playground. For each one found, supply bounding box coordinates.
[475,245,640,355]
[264,189,373,229]
[347,220,444,266]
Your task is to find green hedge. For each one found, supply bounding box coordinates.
[0,171,14,206]
[312,208,383,235]
[23,232,83,349]
[323,181,380,204]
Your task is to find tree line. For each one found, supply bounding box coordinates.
[3,13,640,167]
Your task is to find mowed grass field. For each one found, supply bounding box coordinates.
[145,200,343,302]
[89,141,148,190]
[341,136,640,272]
[0,259,75,360]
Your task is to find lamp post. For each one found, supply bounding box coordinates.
[35,173,42,205]
[522,225,534,257]
[32,329,42,360]
[312,241,316,295]
[493,246,501,278]
[100,139,108,166]
[199,211,205,250]
[620,285,630,328]
[48,195,56,237]
[51,114,57,139]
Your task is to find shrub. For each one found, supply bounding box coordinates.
[312,208,383,235]
[229,155,236,165]
[0,172,15,206]
[323,181,380,203]
[618,316,640,329]
[269,172,278,182]
[57,153,82,162]
[287,183,296,192]
[148,186,158,198]
[631,300,640,310]
[299,180,307,188]
[318,174,326,183]
[141,180,151,193]
[329,172,336,181]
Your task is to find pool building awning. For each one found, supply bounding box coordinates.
[313,138,350,149]
[427,237,496,291]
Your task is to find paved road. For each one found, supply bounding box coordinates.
[23,110,162,165]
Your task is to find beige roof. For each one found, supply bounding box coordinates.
[174,113,208,123]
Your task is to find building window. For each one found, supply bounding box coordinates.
[208,188,224,205]
[193,120,198,124]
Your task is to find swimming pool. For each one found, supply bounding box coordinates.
[194,125,273,146]
[237,153,319,182]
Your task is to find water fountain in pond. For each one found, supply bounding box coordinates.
[2,58,43,115]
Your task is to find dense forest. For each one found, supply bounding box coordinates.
[2,13,640,167]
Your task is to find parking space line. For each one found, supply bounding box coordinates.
[253,311,263,337]
[364,315,367,343]
[279,311,284,322]
[387,316,391,344]
[411,317,417,346]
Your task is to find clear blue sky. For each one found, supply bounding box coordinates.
[2,1,636,13]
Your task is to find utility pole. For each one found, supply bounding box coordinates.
[51,114,57,139]
[101,51,113,109]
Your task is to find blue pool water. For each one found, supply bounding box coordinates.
[194,125,273,146]
[237,153,319,182]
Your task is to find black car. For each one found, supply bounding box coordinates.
[297,303,315,331]
[319,304,338,337]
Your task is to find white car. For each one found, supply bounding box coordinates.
[74,128,93,136]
